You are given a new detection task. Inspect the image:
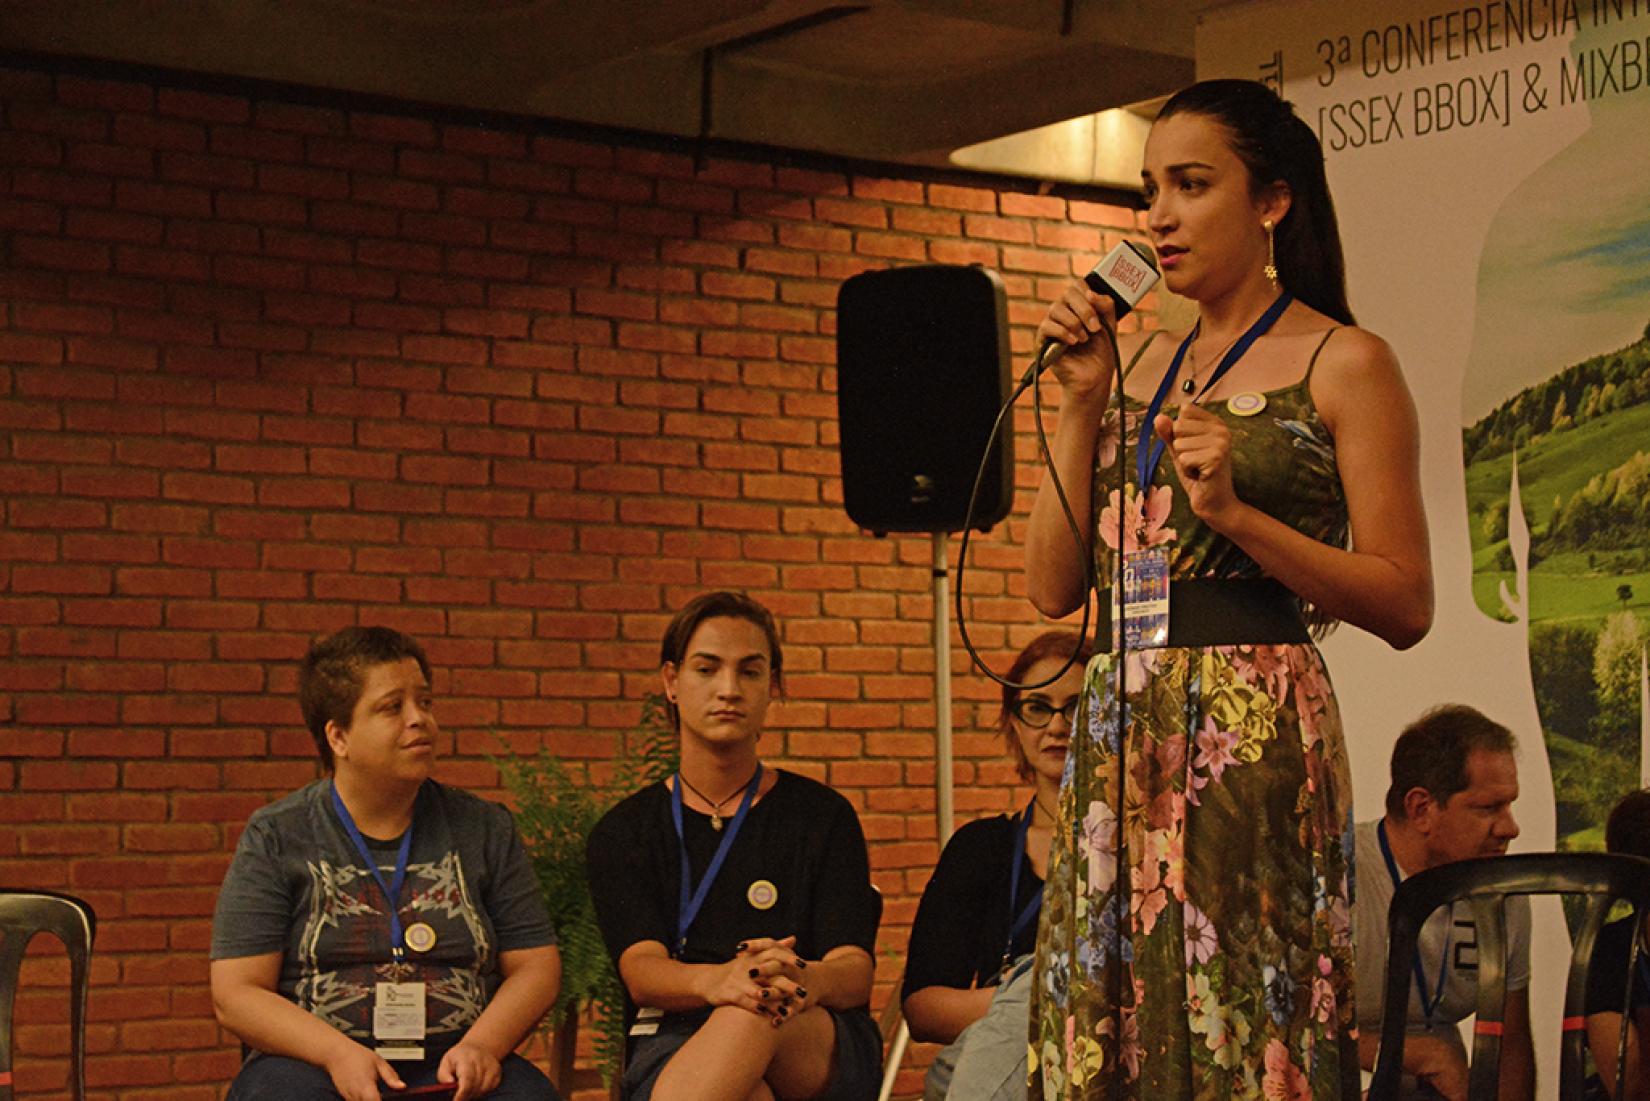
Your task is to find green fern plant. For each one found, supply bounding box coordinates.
[496,692,678,1082]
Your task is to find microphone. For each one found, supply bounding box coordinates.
[1082,239,1160,316]
[1030,240,1161,379]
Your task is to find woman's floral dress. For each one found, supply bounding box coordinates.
[1029,349,1360,1101]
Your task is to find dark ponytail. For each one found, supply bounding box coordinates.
[1158,79,1354,326]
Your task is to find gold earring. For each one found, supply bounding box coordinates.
[1263,220,1278,288]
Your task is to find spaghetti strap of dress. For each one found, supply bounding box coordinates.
[1303,327,1339,383]
[1120,329,1164,380]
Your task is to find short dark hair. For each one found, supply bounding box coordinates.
[1157,79,1354,326]
[298,626,431,771]
[1605,789,1650,861]
[999,630,1093,781]
[658,591,784,730]
[1384,704,1516,819]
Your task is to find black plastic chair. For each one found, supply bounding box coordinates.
[1369,852,1650,1101]
[0,890,96,1101]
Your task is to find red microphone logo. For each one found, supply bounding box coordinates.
[1107,254,1149,293]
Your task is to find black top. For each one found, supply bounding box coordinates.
[901,813,1043,1001]
[587,769,881,1012]
[1587,914,1650,1016]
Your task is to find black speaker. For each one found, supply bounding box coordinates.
[835,264,1014,534]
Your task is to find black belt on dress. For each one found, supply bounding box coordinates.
[1092,578,1310,650]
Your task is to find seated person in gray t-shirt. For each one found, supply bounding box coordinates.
[210,627,561,1101]
[1352,705,1533,1101]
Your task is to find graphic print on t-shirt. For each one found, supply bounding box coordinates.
[1451,917,1478,974]
[294,851,493,1039]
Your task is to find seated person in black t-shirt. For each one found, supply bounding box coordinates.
[587,591,883,1101]
[902,630,1090,1101]
[1587,788,1650,1101]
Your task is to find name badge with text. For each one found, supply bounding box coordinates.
[1120,547,1170,650]
[374,981,426,1061]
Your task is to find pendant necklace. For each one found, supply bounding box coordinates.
[1178,324,1246,397]
[678,767,762,831]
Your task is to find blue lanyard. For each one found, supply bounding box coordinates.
[1135,292,1293,491]
[1002,798,1042,973]
[330,783,415,960]
[1377,819,1451,1021]
[670,765,764,958]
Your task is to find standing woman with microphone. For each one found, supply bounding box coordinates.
[1023,79,1433,1099]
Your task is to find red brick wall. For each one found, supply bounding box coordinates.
[0,62,1154,1099]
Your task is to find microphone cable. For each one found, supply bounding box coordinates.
[954,323,1126,693]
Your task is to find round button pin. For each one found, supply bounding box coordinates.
[404,922,438,953]
[746,879,778,911]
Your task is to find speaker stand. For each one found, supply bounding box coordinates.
[875,532,953,1101]
[930,531,955,849]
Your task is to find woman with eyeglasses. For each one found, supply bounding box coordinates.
[901,630,1091,1101]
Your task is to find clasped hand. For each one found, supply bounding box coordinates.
[704,935,814,1027]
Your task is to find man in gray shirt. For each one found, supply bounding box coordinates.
[1353,704,1534,1101]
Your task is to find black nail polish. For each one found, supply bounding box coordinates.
[736,942,747,951]
[797,987,808,999]
[748,967,758,978]
[797,960,807,969]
